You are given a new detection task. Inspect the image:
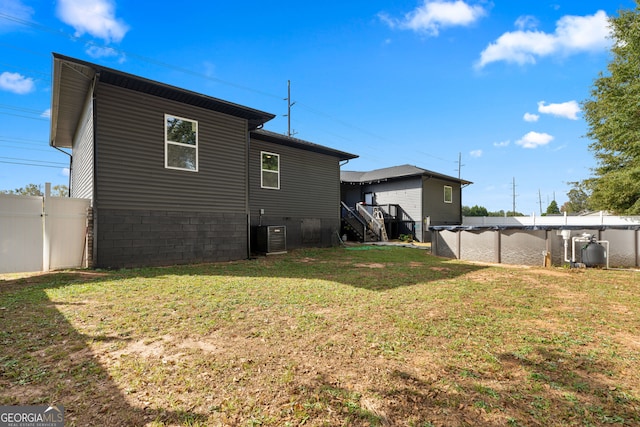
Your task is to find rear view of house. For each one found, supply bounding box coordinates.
[50,53,356,268]
[341,165,472,242]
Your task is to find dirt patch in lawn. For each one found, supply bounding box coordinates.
[2,248,639,426]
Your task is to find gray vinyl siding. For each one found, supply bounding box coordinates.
[94,83,247,212]
[423,177,462,225]
[360,178,422,223]
[249,139,340,219]
[358,177,424,241]
[70,89,94,200]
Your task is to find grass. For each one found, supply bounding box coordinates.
[1,246,639,426]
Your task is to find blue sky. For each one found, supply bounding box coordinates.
[0,0,635,214]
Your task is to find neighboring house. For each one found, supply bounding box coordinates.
[341,165,472,242]
[50,53,357,268]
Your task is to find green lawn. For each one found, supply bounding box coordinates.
[1,246,639,426]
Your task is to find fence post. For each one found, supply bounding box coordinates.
[42,183,51,272]
[85,206,94,268]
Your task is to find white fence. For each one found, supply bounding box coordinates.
[462,212,640,228]
[0,194,90,274]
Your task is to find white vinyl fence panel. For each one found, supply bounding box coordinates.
[0,194,90,274]
[46,197,90,271]
[0,195,43,274]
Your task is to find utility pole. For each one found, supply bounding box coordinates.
[538,189,543,215]
[512,177,517,216]
[284,80,296,137]
[457,152,464,179]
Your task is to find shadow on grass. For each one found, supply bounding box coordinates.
[0,247,485,425]
[370,359,639,427]
[0,277,208,426]
[111,245,485,292]
[496,348,639,425]
[2,247,485,293]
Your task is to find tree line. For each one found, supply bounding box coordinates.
[579,1,640,214]
[0,183,69,197]
[470,3,640,216]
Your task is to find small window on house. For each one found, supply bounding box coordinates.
[165,114,198,172]
[444,185,453,203]
[261,151,280,189]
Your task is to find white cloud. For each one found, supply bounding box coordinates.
[555,12,611,51]
[85,44,120,59]
[493,140,510,147]
[514,15,538,31]
[0,71,34,94]
[56,0,129,43]
[62,168,70,177]
[202,61,217,79]
[380,0,486,36]
[516,131,554,149]
[476,10,610,68]
[41,108,51,118]
[537,100,580,120]
[523,112,539,122]
[0,0,34,32]
[469,149,483,158]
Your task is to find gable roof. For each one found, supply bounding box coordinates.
[341,164,472,185]
[251,129,358,161]
[50,53,276,148]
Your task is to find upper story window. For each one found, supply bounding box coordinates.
[165,114,198,172]
[261,151,280,189]
[444,185,453,203]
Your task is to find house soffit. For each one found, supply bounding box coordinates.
[50,58,96,149]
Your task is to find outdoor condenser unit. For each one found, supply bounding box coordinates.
[255,225,287,255]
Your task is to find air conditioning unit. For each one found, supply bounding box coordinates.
[255,225,287,255]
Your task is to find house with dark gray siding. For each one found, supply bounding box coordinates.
[50,53,356,268]
[341,165,471,242]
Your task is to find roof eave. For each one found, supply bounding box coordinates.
[50,55,96,149]
[49,53,277,149]
[251,129,358,161]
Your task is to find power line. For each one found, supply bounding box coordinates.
[0,42,51,59]
[0,61,50,80]
[0,103,49,115]
[0,11,425,159]
[0,135,48,145]
[0,142,52,153]
[0,111,48,121]
[0,160,66,169]
[0,12,77,41]
[0,156,66,166]
[0,12,377,139]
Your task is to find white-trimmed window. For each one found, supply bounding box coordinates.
[165,114,198,172]
[261,151,280,189]
[444,185,453,203]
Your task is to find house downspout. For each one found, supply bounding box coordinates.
[246,128,251,259]
[423,175,432,243]
[91,72,99,267]
[52,146,72,196]
[460,182,470,225]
